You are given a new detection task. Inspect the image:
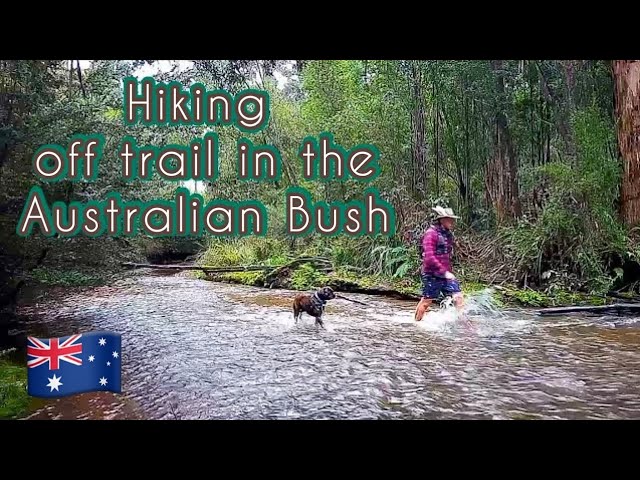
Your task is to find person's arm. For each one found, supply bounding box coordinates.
[422,229,449,277]
[447,234,456,280]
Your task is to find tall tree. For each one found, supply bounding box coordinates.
[613,60,640,227]
[486,60,521,224]
[408,61,428,200]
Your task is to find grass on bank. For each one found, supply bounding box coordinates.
[29,266,106,287]
[0,356,29,419]
[193,237,609,308]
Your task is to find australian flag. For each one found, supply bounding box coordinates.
[27,331,121,398]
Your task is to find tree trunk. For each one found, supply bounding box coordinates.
[433,81,439,196]
[76,60,86,97]
[529,61,535,165]
[486,60,522,224]
[464,80,471,217]
[613,60,640,227]
[409,61,428,199]
[536,60,575,160]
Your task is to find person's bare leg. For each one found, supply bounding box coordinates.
[453,293,470,324]
[414,298,433,322]
[453,292,464,310]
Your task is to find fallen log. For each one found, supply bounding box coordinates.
[201,266,273,273]
[121,262,272,273]
[606,291,640,303]
[536,303,640,316]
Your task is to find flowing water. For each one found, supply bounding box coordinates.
[16,271,640,420]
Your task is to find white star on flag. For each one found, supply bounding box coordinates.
[99,377,108,386]
[88,355,95,362]
[99,338,106,346]
[112,351,119,359]
[47,374,63,392]
[107,361,111,366]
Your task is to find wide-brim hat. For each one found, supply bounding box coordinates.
[432,206,460,220]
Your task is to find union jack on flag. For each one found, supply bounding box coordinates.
[26,331,122,398]
[27,334,83,370]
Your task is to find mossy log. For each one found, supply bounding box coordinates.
[121,262,272,273]
[536,303,640,316]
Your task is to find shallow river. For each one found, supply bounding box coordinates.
[17,272,640,420]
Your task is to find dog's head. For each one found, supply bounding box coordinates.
[317,286,336,301]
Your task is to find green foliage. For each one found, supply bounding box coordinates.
[326,237,367,267]
[290,264,329,290]
[369,245,417,278]
[219,271,265,286]
[301,60,364,129]
[190,270,208,280]
[463,281,492,294]
[0,359,29,419]
[1,59,631,308]
[504,288,547,307]
[333,266,380,289]
[503,106,627,295]
[574,106,619,208]
[199,238,289,268]
[499,285,607,308]
[200,242,251,267]
[30,267,103,286]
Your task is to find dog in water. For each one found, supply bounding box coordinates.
[292,286,336,328]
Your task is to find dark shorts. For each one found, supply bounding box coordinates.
[421,273,461,299]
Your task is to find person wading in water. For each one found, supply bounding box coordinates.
[414,206,465,322]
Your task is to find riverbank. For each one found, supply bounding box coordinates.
[190,235,623,309]
[0,351,29,419]
[21,260,615,308]
[194,265,610,309]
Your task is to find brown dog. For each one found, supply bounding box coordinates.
[292,286,336,328]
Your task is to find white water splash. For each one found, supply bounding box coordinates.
[464,288,507,319]
[416,298,461,332]
[416,288,535,337]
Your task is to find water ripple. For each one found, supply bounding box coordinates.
[19,274,640,420]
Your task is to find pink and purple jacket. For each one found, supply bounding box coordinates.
[421,224,454,277]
